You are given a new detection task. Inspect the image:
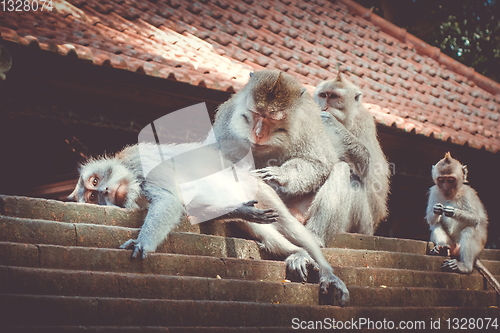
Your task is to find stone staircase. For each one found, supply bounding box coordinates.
[0,195,498,332]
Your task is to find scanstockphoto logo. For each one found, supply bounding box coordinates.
[137,103,258,225]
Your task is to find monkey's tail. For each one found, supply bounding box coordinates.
[474,259,500,295]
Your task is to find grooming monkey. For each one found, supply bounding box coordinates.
[313,72,390,235]
[426,152,489,274]
[213,70,348,304]
[211,70,354,289]
[70,133,349,304]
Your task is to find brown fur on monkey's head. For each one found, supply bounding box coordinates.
[432,152,468,197]
[433,152,461,178]
[248,70,305,118]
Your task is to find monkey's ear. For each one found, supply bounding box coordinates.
[68,188,78,201]
[249,72,254,78]
[68,179,82,201]
[355,92,362,101]
[462,165,469,183]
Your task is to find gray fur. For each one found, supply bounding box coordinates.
[70,143,279,256]
[211,70,350,304]
[426,154,488,274]
[70,137,349,305]
[313,74,390,236]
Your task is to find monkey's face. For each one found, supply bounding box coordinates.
[314,79,362,125]
[436,175,459,198]
[227,71,303,153]
[314,83,349,124]
[243,95,291,152]
[432,153,465,199]
[69,159,133,208]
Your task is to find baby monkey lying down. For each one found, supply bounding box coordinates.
[69,141,350,306]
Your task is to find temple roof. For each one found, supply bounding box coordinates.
[1,0,499,152]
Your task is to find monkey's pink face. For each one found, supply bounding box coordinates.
[436,176,458,198]
[248,109,285,145]
[239,96,288,151]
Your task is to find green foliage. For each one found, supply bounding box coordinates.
[354,0,500,82]
[430,0,500,82]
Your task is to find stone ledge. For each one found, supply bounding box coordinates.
[1,266,496,307]
[1,294,498,327]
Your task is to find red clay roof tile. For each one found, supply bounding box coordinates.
[1,0,499,152]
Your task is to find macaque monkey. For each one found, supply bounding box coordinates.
[70,142,349,305]
[426,152,488,274]
[69,142,280,254]
[313,72,390,235]
[211,70,352,303]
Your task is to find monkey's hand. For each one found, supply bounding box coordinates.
[253,167,285,184]
[231,200,279,223]
[319,272,350,307]
[120,239,148,259]
[443,206,455,217]
[433,203,444,215]
[252,167,289,194]
[430,245,450,256]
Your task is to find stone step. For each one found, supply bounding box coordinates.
[3,199,500,261]
[0,242,285,283]
[3,195,499,260]
[1,265,497,308]
[323,247,500,275]
[482,249,500,261]
[2,208,430,256]
[0,327,294,333]
[0,195,146,229]
[2,215,500,276]
[0,242,496,291]
[0,265,318,306]
[1,294,498,328]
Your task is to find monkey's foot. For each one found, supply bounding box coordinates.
[319,272,350,307]
[285,251,319,282]
[233,200,279,223]
[120,239,148,259]
[441,259,473,274]
[430,245,450,256]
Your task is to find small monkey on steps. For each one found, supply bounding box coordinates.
[426,153,500,294]
[426,152,488,274]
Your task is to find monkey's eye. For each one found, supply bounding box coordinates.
[91,177,99,187]
[89,192,96,202]
[242,114,250,124]
[437,177,445,184]
[318,92,328,99]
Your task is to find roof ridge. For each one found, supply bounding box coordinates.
[337,0,500,96]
